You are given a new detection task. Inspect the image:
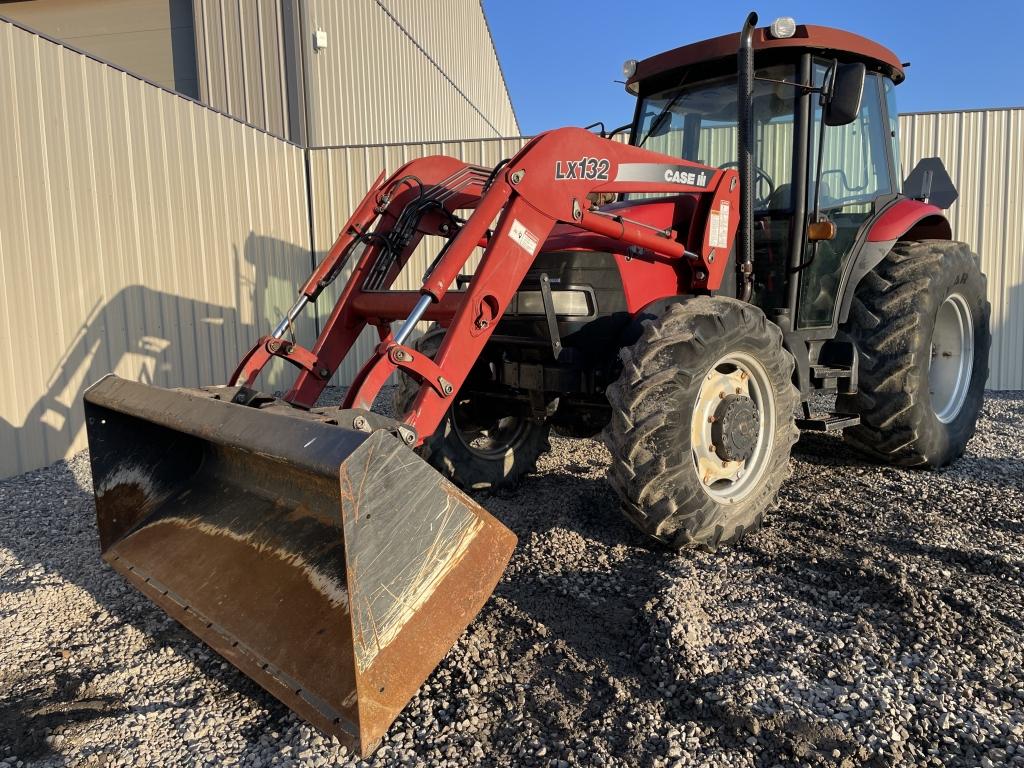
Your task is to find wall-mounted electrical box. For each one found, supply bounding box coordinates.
[313,27,328,51]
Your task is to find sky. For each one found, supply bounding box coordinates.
[483,0,1024,136]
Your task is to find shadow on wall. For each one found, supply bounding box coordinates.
[0,234,316,479]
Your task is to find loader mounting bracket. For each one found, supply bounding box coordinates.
[383,342,453,397]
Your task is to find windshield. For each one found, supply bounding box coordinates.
[633,64,798,210]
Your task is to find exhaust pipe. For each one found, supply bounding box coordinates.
[737,11,758,302]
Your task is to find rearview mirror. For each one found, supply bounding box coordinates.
[823,62,866,126]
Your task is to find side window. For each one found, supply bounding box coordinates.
[810,68,892,208]
[798,68,892,328]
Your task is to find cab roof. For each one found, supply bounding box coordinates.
[627,23,905,92]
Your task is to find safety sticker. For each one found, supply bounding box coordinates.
[508,218,539,255]
[708,201,730,249]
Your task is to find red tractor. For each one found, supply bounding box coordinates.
[83,13,990,755]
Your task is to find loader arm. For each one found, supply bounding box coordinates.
[232,127,739,445]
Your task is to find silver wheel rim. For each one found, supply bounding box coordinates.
[929,293,974,424]
[691,352,775,503]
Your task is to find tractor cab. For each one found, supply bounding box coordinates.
[623,18,906,339]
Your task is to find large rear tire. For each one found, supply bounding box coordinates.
[838,240,991,467]
[603,297,799,549]
[393,326,550,490]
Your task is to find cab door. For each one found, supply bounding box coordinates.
[796,68,896,330]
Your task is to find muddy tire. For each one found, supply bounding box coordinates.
[603,297,799,549]
[393,326,550,490]
[837,240,991,467]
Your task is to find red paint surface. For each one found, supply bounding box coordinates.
[867,198,949,242]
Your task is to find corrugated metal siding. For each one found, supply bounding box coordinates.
[192,0,292,139]
[899,109,1024,391]
[304,0,518,146]
[307,137,527,384]
[191,0,518,146]
[0,18,314,478]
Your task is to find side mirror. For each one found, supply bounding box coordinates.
[823,62,866,126]
[644,110,673,138]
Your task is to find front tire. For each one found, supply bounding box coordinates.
[838,240,991,467]
[603,297,799,549]
[393,326,550,490]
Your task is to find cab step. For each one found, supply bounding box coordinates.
[795,412,861,432]
[810,364,856,392]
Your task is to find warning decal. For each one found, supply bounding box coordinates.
[708,201,730,249]
[508,218,539,255]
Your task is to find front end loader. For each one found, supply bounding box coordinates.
[84,12,990,756]
[85,130,740,754]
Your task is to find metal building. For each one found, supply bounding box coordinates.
[0,1,518,478]
[0,0,519,144]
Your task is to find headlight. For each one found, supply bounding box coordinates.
[622,59,638,79]
[769,17,796,39]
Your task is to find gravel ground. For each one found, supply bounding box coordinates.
[1,391,1022,768]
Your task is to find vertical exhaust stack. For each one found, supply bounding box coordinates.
[737,11,758,302]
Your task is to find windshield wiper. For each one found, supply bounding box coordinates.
[637,73,690,148]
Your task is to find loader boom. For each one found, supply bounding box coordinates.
[231,127,739,443]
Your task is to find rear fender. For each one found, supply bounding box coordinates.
[838,198,953,323]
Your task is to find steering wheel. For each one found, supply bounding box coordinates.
[717,161,776,208]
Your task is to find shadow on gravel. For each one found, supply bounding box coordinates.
[0,666,218,764]
[476,463,877,767]
[791,431,871,467]
[0,461,288,761]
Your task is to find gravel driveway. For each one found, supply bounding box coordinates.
[1,392,1022,768]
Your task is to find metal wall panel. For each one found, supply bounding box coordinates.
[192,0,518,146]
[192,0,292,139]
[304,0,518,146]
[899,108,1024,391]
[0,18,314,478]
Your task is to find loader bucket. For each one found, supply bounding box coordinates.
[82,375,515,756]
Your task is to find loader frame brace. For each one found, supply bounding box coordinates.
[230,127,740,445]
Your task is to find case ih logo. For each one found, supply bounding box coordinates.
[554,157,610,181]
[664,168,709,186]
[613,163,713,188]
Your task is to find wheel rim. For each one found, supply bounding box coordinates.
[451,398,532,458]
[929,293,974,424]
[691,352,776,504]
